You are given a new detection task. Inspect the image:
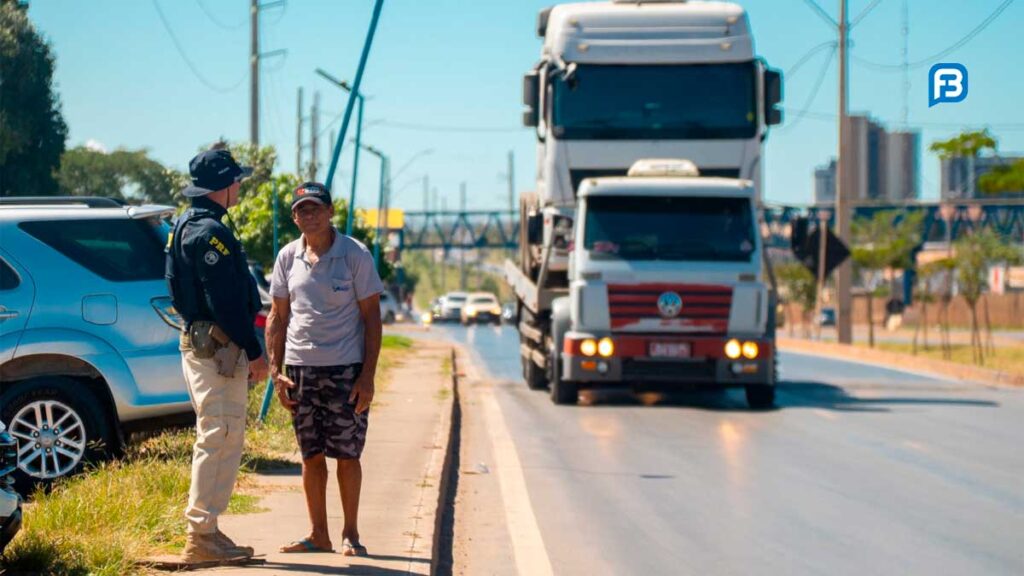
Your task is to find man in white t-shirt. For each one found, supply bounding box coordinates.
[266,182,384,556]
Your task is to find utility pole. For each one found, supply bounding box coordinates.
[460,182,467,291]
[295,87,304,174]
[309,92,320,180]
[507,150,515,216]
[250,0,259,146]
[835,0,853,344]
[441,196,448,293]
[423,175,430,212]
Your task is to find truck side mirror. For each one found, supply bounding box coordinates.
[537,7,553,38]
[763,68,783,126]
[522,71,540,127]
[527,213,543,245]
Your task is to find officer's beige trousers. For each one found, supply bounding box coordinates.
[181,350,248,535]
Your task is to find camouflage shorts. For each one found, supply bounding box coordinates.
[285,364,368,461]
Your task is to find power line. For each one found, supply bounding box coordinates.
[850,0,885,27]
[853,0,1015,71]
[786,40,838,79]
[801,0,837,27]
[195,0,245,30]
[370,120,522,134]
[778,44,837,132]
[778,107,1024,130]
[153,0,247,93]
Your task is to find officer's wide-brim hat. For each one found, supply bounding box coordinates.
[182,149,254,198]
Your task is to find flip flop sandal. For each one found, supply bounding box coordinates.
[342,539,368,557]
[280,538,334,553]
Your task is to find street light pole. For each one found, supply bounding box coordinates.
[315,68,366,236]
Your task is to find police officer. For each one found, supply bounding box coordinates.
[166,148,269,563]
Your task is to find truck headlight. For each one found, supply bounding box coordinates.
[580,339,597,357]
[725,339,742,359]
[597,337,614,357]
[742,341,760,359]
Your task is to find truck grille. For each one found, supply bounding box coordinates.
[622,359,716,382]
[607,283,732,333]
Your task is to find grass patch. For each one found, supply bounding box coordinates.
[2,387,297,575]
[383,334,413,350]
[2,340,417,575]
[858,342,1024,376]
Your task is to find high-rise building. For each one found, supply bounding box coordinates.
[940,154,1024,199]
[814,159,836,204]
[812,115,920,204]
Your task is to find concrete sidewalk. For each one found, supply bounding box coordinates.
[212,339,454,575]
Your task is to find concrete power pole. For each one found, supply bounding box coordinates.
[310,92,320,180]
[460,182,467,291]
[250,0,259,146]
[835,0,853,344]
[295,87,303,174]
[423,175,430,212]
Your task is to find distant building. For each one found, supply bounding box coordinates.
[812,116,920,205]
[940,154,1024,200]
[814,159,836,204]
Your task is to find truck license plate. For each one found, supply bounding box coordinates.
[649,342,690,358]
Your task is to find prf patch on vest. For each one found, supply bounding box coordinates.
[209,236,231,256]
[166,232,173,249]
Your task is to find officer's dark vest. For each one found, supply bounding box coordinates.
[165,208,210,326]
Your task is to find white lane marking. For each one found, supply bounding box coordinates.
[465,349,554,576]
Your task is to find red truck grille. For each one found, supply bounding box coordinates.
[607,283,733,333]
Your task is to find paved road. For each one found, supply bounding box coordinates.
[421,323,1024,576]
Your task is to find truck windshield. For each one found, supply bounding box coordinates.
[552,62,757,140]
[583,195,756,262]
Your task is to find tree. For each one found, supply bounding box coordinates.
[978,158,1024,195]
[56,147,187,204]
[225,161,393,281]
[774,262,817,338]
[0,0,68,196]
[929,129,996,160]
[851,210,924,348]
[952,229,1021,365]
[911,258,953,355]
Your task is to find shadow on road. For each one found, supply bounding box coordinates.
[565,380,999,413]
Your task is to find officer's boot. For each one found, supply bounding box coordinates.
[215,529,255,557]
[183,532,248,563]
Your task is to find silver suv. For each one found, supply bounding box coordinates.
[0,197,190,491]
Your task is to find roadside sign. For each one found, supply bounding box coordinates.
[791,217,851,279]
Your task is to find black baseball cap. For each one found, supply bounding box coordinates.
[182,149,254,198]
[291,182,331,209]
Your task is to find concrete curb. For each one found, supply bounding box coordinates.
[778,337,1024,387]
[430,348,461,576]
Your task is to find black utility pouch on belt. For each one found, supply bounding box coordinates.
[188,322,218,359]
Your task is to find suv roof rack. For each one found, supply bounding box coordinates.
[0,196,126,208]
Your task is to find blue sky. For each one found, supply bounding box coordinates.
[26,0,1024,209]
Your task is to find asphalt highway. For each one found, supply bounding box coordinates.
[428,322,1024,576]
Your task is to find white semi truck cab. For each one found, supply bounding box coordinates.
[508,1,782,407]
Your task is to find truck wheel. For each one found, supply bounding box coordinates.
[0,376,116,494]
[745,385,776,410]
[549,351,578,405]
[523,356,547,391]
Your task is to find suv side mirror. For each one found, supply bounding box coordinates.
[763,68,783,126]
[522,71,540,127]
[527,212,543,245]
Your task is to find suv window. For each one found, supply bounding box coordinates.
[0,258,19,290]
[19,218,168,281]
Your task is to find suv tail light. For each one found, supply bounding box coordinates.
[151,297,183,330]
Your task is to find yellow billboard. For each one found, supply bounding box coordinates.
[358,208,404,230]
